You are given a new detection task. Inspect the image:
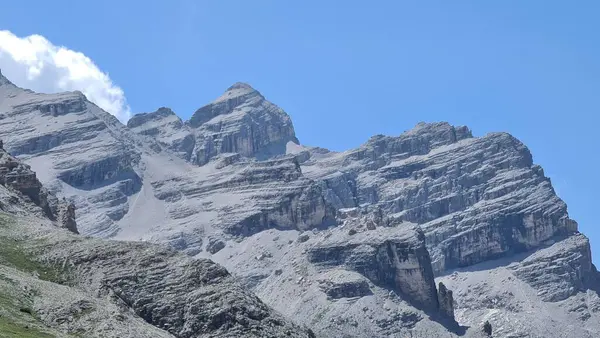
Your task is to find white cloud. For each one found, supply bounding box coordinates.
[0,30,131,121]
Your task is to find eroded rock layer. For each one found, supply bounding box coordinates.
[1,69,598,337]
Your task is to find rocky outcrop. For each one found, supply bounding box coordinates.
[206,237,226,254]
[57,153,142,190]
[0,71,144,237]
[308,225,440,311]
[0,141,78,233]
[511,234,596,302]
[300,123,580,275]
[129,84,299,166]
[437,282,454,319]
[146,155,336,254]
[58,198,78,234]
[316,270,373,299]
[36,232,315,338]
[0,224,313,337]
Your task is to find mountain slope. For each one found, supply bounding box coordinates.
[0,138,315,337]
[0,69,146,238]
[1,70,599,337]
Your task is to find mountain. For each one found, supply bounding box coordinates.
[0,137,313,337]
[1,69,599,337]
[127,82,299,165]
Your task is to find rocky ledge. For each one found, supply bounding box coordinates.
[0,141,314,338]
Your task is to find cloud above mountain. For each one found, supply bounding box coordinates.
[0,30,131,121]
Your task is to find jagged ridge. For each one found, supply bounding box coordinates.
[1,71,598,337]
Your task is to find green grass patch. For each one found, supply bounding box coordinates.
[0,316,55,338]
[0,214,71,337]
[0,238,65,284]
[0,215,69,285]
[0,274,55,338]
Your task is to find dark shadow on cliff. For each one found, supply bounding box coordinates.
[390,287,468,335]
[427,313,468,336]
[584,265,600,297]
[58,169,142,194]
[435,234,574,278]
[435,250,532,278]
[436,232,600,307]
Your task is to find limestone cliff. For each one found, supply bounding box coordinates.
[1,70,598,337]
[128,83,299,165]
[0,129,315,337]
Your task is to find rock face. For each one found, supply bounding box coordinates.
[437,282,455,319]
[41,235,315,338]
[0,134,314,338]
[0,71,142,237]
[127,107,194,159]
[511,234,596,302]
[316,270,373,299]
[298,122,577,275]
[308,225,439,311]
[0,140,77,233]
[57,198,78,234]
[1,70,599,337]
[187,83,299,165]
[128,83,299,165]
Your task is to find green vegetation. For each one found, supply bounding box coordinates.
[0,214,63,337]
[0,214,68,284]
[0,275,55,338]
[0,317,55,338]
[0,238,64,284]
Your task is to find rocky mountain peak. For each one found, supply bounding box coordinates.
[188,82,264,128]
[125,81,299,165]
[220,81,261,101]
[126,106,194,159]
[225,81,258,93]
[0,68,15,87]
[127,107,179,129]
[154,106,176,115]
[185,82,299,165]
[405,121,473,143]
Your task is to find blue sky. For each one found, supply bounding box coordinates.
[1,1,599,261]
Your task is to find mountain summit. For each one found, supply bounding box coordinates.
[0,68,16,87]
[128,82,299,165]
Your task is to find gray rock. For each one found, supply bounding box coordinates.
[57,198,78,234]
[512,234,595,302]
[0,145,314,338]
[127,107,195,160]
[0,141,77,233]
[128,83,300,166]
[186,83,299,165]
[47,239,313,338]
[0,72,144,237]
[207,237,226,254]
[2,70,599,337]
[316,270,373,299]
[437,282,454,319]
[297,233,310,243]
[308,225,439,311]
[300,123,578,275]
